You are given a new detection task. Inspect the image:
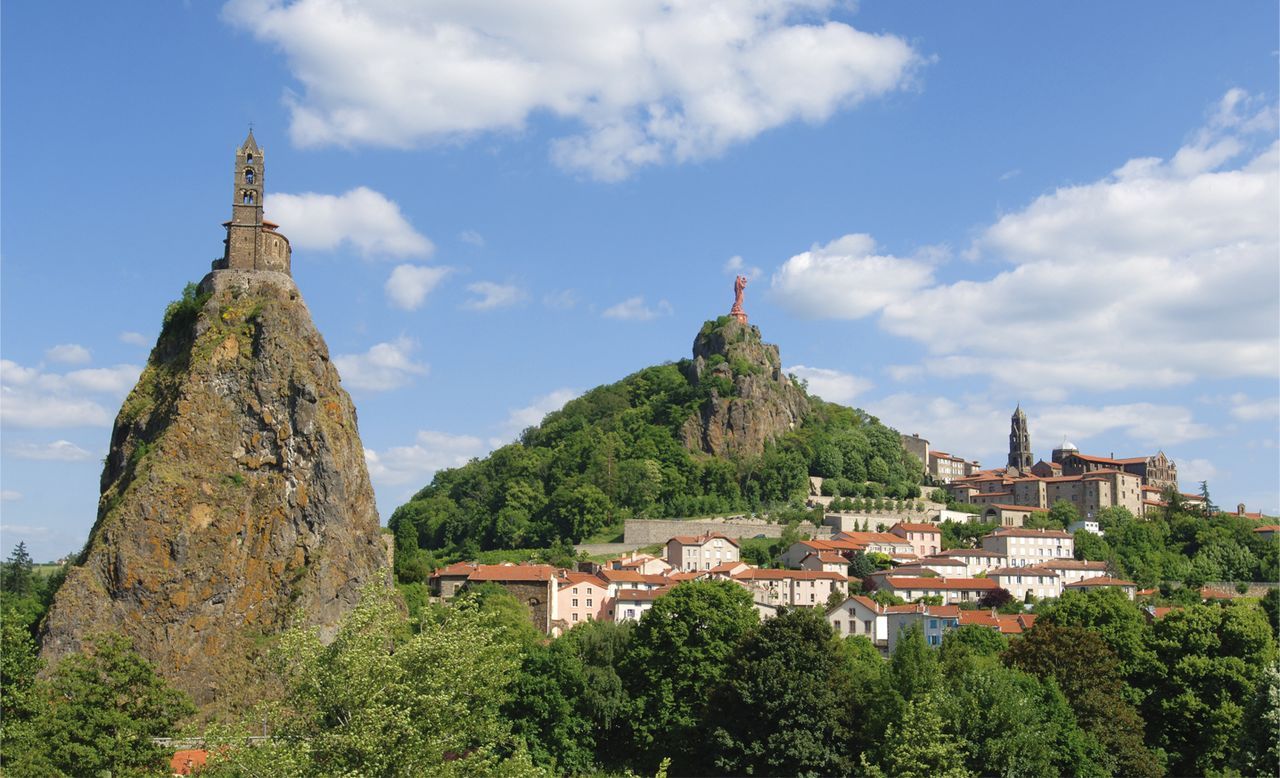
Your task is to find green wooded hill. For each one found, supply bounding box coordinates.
[389,317,923,568]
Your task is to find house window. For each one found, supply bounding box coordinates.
[626,609,635,619]
[863,619,872,633]
[586,599,593,607]
[929,619,938,629]
[572,613,579,622]
[572,598,579,607]
[834,620,842,632]
[572,588,578,594]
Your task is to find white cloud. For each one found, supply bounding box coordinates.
[223,0,922,180]
[770,234,935,319]
[463,282,527,311]
[724,255,761,281]
[786,365,871,405]
[1031,403,1211,448]
[0,491,22,502]
[459,230,486,247]
[543,289,579,310]
[333,337,429,392]
[62,365,143,395]
[364,430,490,486]
[501,388,580,438]
[0,360,139,429]
[385,264,451,310]
[602,296,673,321]
[6,440,93,462]
[119,331,150,347]
[772,92,1279,395]
[1175,458,1218,485]
[1229,395,1280,421]
[45,344,91,365]
[267,187,433,259]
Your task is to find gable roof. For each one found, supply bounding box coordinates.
[668,532,740,547]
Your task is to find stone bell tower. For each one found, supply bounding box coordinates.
[215,129,291,274]
[1007,404,1033,471]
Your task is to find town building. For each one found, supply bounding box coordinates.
[986,566,1061,601]
[1040,558,1109,585]
[885,604,961,651]
[799,552,850,574]
[613,587,670,622]
[927,450,982,484]
[665,533,740,571]
[464,564,561,634]
[875,576,1000,605]
[556,572,611,630]
[1064,576,1138,599]
[888,522,942,557]
[732,568,847,608]
[826,595,887,645]
[980,527,1073,567]
[925,548,1008,577]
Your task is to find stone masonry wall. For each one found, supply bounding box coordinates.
[623,518,831,545]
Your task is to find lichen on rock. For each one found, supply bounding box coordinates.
[39,269,387,716]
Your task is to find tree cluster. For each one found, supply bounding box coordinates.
[1072,505,1279,587]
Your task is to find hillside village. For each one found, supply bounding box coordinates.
[422,403,1277,646]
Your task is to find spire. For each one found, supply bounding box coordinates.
[240,127,260,153]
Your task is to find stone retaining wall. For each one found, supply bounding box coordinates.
[623,517,831,545]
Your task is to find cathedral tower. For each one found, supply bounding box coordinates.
[216,130,291,274]
[1007,404,1033,471]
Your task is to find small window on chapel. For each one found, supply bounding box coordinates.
[244,168,255,183]
[242,191,255,205]
[246,153,254,163]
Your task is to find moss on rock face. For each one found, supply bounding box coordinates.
[40,270,386,719]
[680,318,809,458]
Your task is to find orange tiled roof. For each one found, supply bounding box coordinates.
[467,563,558,583]
[891,522,942,533]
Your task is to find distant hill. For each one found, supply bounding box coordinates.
[389,316,923,568]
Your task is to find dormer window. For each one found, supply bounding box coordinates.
[244,168,255,184]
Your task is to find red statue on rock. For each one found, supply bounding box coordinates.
[730,275,749,324]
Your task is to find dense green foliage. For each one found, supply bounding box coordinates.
[389,333,923,573]
[1071,505,1279,586]
[0,625,194,778]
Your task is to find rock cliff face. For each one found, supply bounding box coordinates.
[680,317,809,458]
[39,269,387,713]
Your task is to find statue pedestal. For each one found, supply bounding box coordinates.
[730,304,748,325]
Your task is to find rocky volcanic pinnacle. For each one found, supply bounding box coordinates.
[680,317,810,458]
[39,269,387,712]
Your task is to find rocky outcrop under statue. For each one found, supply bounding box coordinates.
[40,269,387,714]
[680,317,809,458]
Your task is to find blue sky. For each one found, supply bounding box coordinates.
[2,1,1277,561]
